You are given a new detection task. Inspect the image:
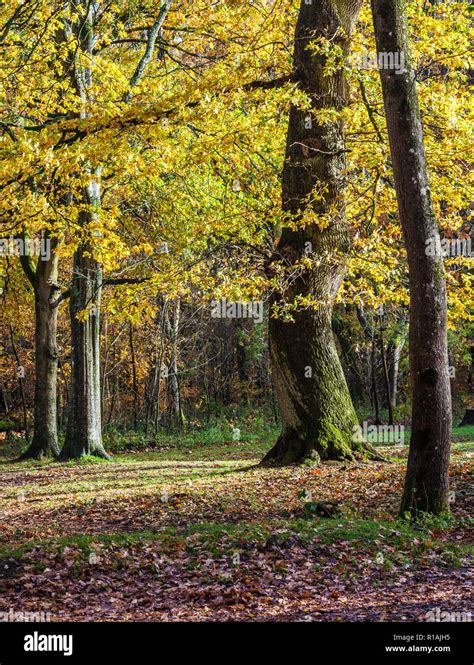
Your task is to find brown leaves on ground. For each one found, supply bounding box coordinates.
[0,445,472,622]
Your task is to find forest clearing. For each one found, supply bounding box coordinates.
[0,430,472,623]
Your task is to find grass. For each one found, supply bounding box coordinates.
[2,512,471,578]
[0,434,471,621]
[2,415,472,463]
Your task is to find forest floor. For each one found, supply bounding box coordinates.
[0,431,472,622]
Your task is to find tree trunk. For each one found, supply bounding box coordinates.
[371,0,452,514]
[370,336,381,425]
[263,0,366,465]
[387,337,404,407]
[379,324,394,425]
[235,319,250,404]
[459,409,474,427]
[8,323,30,444]
[20,248,61,459]
[333,307,367,407]
[129,323,139,430]
[165,300,184,431]
[60,240,109,460]
[59,2,109,460]
[0,383,9,415]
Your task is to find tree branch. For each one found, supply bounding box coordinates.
[102,277,151,286]
[123,0,173,103]
[50,289,71,308]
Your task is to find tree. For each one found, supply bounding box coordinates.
[60,0,172,459]
[1,0,470,464]
[18,235,61,459]
[371,0,452,514]
[262,0,368,465]
[58,1,109,459]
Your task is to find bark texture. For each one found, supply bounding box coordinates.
[60,237,109,459]
[164,300,184,430]
[19,240,60,459]
[371,0,452,514]
[59,2,109,460]
[60,0,165,458]
[263,0,366,465]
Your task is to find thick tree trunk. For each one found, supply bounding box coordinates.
[371,0,452,514]
[266,306,366,464]
[20,251,61,459]
[263,0,366,465]
[60,239,109,460]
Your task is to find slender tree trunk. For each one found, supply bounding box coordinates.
[70,1,167,445]
[388,337,404,407]
[333,307,366,406]
[16,5,73,458]
[235,319,250,404]
[0,383,9,415]
[371,0,452,514]
[8,324,30,443]
[154,300,168,432]
[263,0,368,465]
[20,248,61,459]
[129,323,139,430]
[165,300,184,430]
[379,325,394,425]
[144,306,162,435]
[370,336,381,425]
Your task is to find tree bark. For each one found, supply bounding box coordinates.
[8,323,30,444]
[262,0,366,465]
[387,336,404,407]
[379,322,394,425]
[60,238,109,459]
[59,1,108,459]
[370,336,381,425]
[371,0,452,514]
[165,300,184,431]
[19,243,61,459]
[129,323,139,430]
[59,0,167,457]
